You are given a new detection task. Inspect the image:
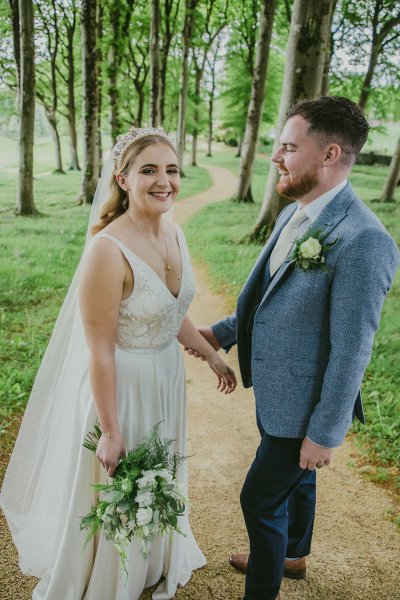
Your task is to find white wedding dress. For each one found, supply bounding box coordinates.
[5,225,206,600]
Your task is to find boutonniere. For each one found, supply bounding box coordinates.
[290,228,338,272]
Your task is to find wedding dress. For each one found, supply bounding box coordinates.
[1,222,206,599]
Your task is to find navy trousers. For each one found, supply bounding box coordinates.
[241,432,316,600]
[256,412,316,559]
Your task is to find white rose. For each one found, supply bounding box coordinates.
[135,490,154,507]
[299,237,321,259]
[155,469,173,484]
[127,519,136,532]
[136,470,157,489]
[136,507,153,526]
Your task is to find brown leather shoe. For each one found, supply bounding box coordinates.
[229,552,306,579]
[283,557,306,580]
[229,552,248,574]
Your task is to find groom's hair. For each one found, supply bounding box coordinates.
[287,96,370,165]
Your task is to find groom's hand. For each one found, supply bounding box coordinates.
[299,437,334,470]
[184,326,221,359]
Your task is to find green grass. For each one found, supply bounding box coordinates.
[0,135,211,435]
[187,149,400,487]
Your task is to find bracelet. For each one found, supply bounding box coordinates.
[102,432,113,439]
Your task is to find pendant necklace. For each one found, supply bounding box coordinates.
[127,214,171,271]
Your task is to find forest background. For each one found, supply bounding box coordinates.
[0,0,399,498]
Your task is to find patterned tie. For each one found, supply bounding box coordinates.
[269,208,307,276]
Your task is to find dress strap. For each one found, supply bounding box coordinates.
[94,232,136,267]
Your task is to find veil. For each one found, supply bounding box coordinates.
[0,142,174,577]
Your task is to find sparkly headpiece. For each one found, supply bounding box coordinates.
[112,126,176,174]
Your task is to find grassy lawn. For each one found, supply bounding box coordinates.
[186,149,400,489]
[0,135,211,439]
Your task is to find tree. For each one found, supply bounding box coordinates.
[249,0,336,241]
[57,0,80,170]
[205,33,221,157]
[150,0,161,126]
[79,0,99,204]
[189,0,228,167]
[355,1,400,112]
[36,0,65,174]
[379,135,400,203]
[232,0,277,203]
[159,0,181,125]
[16,0,37,215]
[176,0,198,170]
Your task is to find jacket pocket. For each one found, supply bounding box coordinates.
[291,360,324,377]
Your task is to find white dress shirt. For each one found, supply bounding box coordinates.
[295,179,348,239]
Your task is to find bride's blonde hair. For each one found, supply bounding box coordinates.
[91,134,177,235]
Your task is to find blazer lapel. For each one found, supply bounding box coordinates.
[238,204,298,305]
[260,183,356,304]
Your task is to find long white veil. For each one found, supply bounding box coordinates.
[0,155,115,577]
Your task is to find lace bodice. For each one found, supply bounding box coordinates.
[95,227,195,351]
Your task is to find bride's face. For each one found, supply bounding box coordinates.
[121,142,180,216]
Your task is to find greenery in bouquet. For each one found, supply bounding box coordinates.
[80,423,188,574]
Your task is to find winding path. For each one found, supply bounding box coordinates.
[1,163,399,600]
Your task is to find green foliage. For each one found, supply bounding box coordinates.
[184,150,400,473]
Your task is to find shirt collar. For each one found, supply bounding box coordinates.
[300,180,347,223]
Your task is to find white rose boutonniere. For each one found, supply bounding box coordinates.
[290,228,337,271]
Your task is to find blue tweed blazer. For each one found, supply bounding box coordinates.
[212,184,399,447]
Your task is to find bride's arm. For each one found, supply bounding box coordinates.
[177,315,237,393]
[79,238,127,476]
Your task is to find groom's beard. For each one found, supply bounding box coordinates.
[277,167,320,201]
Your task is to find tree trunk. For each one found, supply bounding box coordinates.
[16,0,37,215]
[160,0,180,126]
[233,0,277,203]
[97,1,103,175]
[379,135,400,203]
[79,0,99,204]
[9,0,21,100]
[250,0,335,241]
[176,0,197,173]
[357,46,379,113]
[66,14,80,170]
[235,136,243,158]
[46,109,64,173]
[108,4,122,144]
[150,0,161,126]
[321,0,337,96]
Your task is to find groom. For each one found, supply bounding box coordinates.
[189,96,399,599]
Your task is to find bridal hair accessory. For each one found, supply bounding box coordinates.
[113,127,176,174]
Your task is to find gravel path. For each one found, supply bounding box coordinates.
[1,164,399,600]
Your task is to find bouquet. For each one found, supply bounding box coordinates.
[80,423,188,573]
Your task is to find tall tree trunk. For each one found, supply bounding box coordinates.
[176,0,197,173]
[206,39,220,158]
[160,0,180,126]
[321,0,337,96]
[9,0,21,100]
[379,135,400,203]
[250,0,335,241]
[150,0,161,126]
[46,109,64,172]
[357,46,379,113]
[233,0,277,203]
[235,136,243,158]
[191,54,207,167]
[16,0,37,215]
[97,1,103,175]
[66,31,80,170]
[108,3,121,144]
[79,0,99,204]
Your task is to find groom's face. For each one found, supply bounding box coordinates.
[272,116,323,200]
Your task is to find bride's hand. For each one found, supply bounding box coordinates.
[207,351,237,394]
[96,433,126,477]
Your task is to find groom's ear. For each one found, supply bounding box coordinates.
[322,143,342,166]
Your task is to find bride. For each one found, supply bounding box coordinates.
[0,127,236,599]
